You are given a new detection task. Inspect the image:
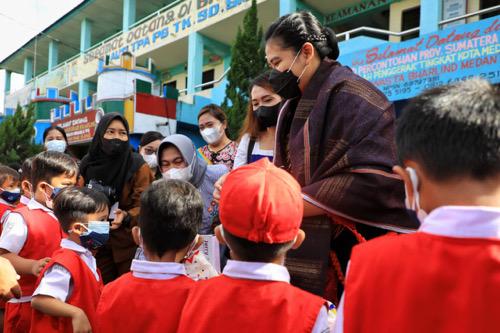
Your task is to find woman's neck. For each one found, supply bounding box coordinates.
[299,57,322,92]
[258,127,276,150]
[209,136,231,152]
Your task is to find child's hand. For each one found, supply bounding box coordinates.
[71,309,92,333]
[110,209,127,230]
[0,257,21,300]
[213,174,228,203]
[31,258,51,276]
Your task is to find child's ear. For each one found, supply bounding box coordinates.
[214,225,226,245]
[70,223,87,236]
[131,226,141,246]
[393,165,414,205]
[291,229,305,250]
[21,180,32,197]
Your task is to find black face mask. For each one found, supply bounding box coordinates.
[102,138,129,156]
[269,69,302,100]
[255,103,281,130]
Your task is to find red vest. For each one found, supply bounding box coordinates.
[178,275,326,333]
[0,202,12,218]
[30,247,103,333]
[15,206,63,296]
[344,232,500,333]
[96,273,194,333]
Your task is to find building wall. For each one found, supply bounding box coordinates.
[2,0,499,146]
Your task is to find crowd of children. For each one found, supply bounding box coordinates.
[0,77,498,333]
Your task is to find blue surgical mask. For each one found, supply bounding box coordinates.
[45,140,67,153]
[0,188,21,204]
[43,183,65,210]
[79,221,110,250]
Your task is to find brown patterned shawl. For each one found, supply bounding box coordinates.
[275,58,418,300]
[275,58,416,231]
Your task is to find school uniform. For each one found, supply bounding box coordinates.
[178,259,332,333]
[30,239,102,333]
[0,198,16,312]
[0,199,63,333]
[96,259,195,333]
[334,206,500,333]
[0,198,15,219]
[17,195,31,208]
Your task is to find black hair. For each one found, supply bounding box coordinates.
[20,158,33,182]
[223,229,294,263]
[265,11,339,60]
[140,131,164,147]
[397,78,500,180]
[0,165,20,187]
[139,180,202,257]
[43,125,68,143]
[31,151,79,188]
[54,187,110,232]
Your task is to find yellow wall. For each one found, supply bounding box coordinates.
[164,61,225,93]
[389,0,420,42]
[467,0,480,23]
[389,0,481,42]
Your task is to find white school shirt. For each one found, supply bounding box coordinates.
[130,259,187,279]
[19,195,31,206]
[333,205,500,333]
[233,134,274,169]
[32,239,99,303]
[223,260,334,333]
[0,198,56,254]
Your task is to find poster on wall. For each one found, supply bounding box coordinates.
[442,0,467,28]
[338,16,500,101]
[53,109,104,144]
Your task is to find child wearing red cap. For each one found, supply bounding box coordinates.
[178,158,335,333]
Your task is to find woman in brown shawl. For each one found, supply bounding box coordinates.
[263,11,419,303]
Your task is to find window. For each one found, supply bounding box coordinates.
[331,8,391,41]
[401,6,420,41]
[480,0,499,19]
[163,81,177,96]
[202,69,215,90]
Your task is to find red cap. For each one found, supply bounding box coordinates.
[219,158,303,244]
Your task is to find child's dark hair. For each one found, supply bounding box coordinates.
[265,11,339,60]
[54,187,110,231]
[222,228,294,263]
[0,165,20,186]
[139,180,202,257]
[31,151,78,187]
[396,78,500,180]
[20,158,33,182]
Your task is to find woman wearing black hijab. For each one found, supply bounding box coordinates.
[80,112,153,283]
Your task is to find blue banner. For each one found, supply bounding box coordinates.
[338,16,500,101]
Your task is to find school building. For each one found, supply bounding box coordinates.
[0,0,498,154]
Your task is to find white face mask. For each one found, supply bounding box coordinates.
[404,167,428,222]
[142,153,158,169]
[45,140,67,153]
[162,166,192,182]
[200,124,223,145]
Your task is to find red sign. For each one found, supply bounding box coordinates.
[53,109,100,144]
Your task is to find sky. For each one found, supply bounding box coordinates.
[0,0,83,113]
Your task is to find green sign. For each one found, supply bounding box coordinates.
[325,0,401,25]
